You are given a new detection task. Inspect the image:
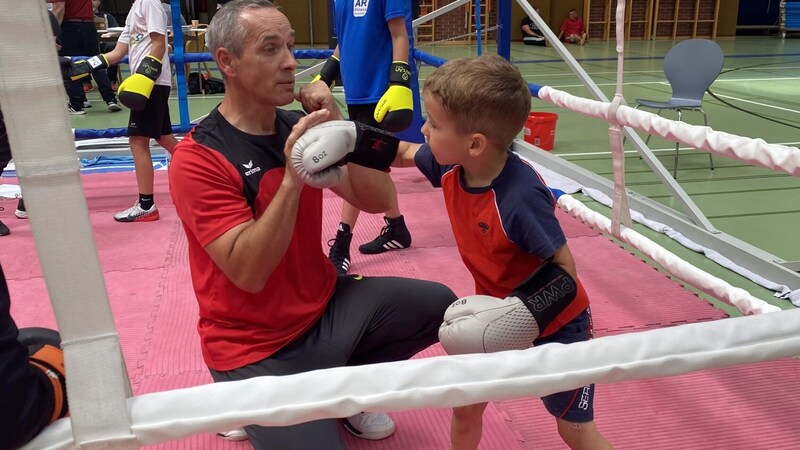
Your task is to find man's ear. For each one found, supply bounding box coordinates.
[215,48,235,78]
[468,133,490,157]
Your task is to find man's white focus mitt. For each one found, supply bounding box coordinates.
[290,120,399,188]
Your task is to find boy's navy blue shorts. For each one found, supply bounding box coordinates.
[534,307,596,422]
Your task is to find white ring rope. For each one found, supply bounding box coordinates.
[538,86,800,176]
[25,306,800,449]
[556,194,781,315]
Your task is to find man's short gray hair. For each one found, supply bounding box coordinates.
[206,0,276,59]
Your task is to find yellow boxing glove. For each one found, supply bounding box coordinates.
[312,55,340,89]
[373,61,413,133]
[118,55,162,111]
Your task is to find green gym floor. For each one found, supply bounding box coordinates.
[73,35,800,314]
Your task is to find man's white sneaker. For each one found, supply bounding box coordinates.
[216,428,248,441]
[343,412,395,440]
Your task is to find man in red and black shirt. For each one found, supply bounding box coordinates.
[169,2,456,448]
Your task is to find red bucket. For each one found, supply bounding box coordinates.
[523,112,559,150]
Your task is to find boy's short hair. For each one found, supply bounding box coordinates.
[424,54,531,149]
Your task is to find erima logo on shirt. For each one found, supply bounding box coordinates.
[478,222,490,235]
[242,160,261,176]
[353,0,369,17]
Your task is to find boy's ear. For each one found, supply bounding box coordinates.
[468,133,490,157]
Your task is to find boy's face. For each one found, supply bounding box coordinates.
[421,92,472,166]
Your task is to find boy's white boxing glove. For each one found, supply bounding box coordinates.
[438,262,578,355]
[290,120,399,188]
[439,295,540,354]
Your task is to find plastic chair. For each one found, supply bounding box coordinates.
[635,39,723,178]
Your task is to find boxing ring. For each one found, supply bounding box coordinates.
[0,0,798,448]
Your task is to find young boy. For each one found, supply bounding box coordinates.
[392,54,613,450]
[70,0,178,222]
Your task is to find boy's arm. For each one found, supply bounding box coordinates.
[551,244,578,280]
[393,141,423,168]
[387,16,410,62]
[148,31,167,60]
[102,41,129,66]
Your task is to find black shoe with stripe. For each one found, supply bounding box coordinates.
[328,223,353,276]
[358,215,411,255]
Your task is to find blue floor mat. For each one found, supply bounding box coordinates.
[2,154,169,177]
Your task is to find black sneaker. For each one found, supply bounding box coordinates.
[358,215,412,255]
[0,219,9,236]
[327,223,353,276]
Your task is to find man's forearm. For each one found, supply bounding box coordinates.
[218,183,303,292]
[52,3,65,23]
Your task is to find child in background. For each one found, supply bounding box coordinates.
[69,0,178,222]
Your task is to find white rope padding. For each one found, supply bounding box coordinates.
[557,194,780,315]
[538,86,800,176]
[0,1,136,447]
[25,306,800,449]
[576,185,799,302]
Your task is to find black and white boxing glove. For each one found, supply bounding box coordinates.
[18,327,69,423]
[438,262,578,354]
[290,120,399,188]
[63,54,109,81]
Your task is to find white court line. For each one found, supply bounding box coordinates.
[551,76,800,89]
[560,142,800,157]
[520,67,800,79]
[711,94,800,115]
[520,70,665,78]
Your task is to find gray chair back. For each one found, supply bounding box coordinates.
[664,39,724,102]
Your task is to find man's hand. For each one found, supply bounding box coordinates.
[283,109,333,188]
[296,81,342,118]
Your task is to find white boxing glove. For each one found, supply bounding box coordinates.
[290,120,399,188]
[438,295,540,354]
[290,121,352,188]
[438,261,579,355]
